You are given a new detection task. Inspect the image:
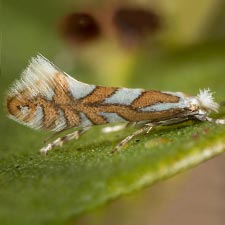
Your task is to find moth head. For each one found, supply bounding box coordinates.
[197,89,219,113]
[189,89,219,114]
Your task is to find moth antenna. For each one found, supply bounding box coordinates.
[206,117,225,125]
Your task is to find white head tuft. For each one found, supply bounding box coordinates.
[197,89,219,112]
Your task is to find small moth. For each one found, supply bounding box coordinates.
[6,55,225,154]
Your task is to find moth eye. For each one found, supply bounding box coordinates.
[190,104,199,111]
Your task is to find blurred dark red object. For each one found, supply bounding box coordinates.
[60,6,161,47]
[60,13,101,44]
[114,8,161,46]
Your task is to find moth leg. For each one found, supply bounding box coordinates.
[43,127,73,143]
[101,124,127,134]
[111,117,191,153]
[205,117,225,125]
[126,122,137,128]
[40,126,91,155]
[111,124,154,153]
[101,122,136,134]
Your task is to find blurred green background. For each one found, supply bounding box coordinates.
[1,0,225,225]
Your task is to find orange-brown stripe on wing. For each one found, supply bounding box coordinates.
[6,87,46,126]
[53,73,74,105]
[7,94,37,123]
[52,73,81,128]
[7,90,29,117]
[76,86,117,124]
[81,86,117,104]
[83,110,107,124]
[97,105,184,122]
[131,91,179,109]
[34,96,59,129]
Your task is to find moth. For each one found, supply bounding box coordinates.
[6,55,225,154]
